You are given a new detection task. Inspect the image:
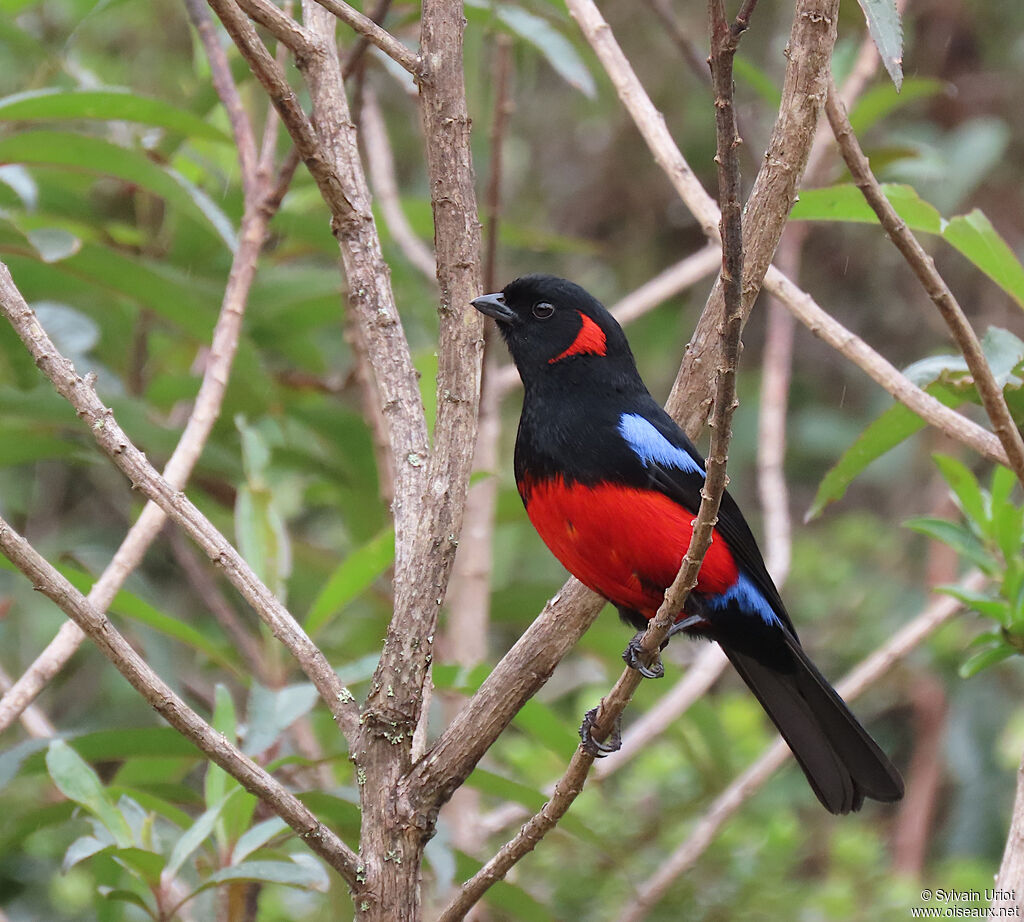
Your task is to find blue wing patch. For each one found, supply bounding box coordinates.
[707,572,781,626]
[617,413,704,477]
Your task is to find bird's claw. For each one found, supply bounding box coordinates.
[579,707,622,758]
[622,631,664,679]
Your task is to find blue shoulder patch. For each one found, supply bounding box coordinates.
[617,413,704,477]
[707,572,781,626]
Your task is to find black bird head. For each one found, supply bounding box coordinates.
[472,275,636,386]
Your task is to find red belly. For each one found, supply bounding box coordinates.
[520,476,738,617]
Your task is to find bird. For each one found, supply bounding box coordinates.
[472,274,904,814]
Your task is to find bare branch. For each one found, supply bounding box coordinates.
[361,85,436,282]
[565,0,1008,467]
[617,572,984,922]
[0,516,361,886]
[0,3,287,734]
[0,262,360,740]
[234,0,317,55]
[994,751,1024,915]
[435,7,755,911]
[311,0,420,75]
[0,662,54,738]
[483,34,513,292]
[824,79,1024,485]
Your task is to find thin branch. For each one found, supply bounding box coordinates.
[435,6,754,913]
[361,85,436,282]
[0,262,360,740]
[564,0,1009,468]
[993,750,1024,915]
[234,0,318,55]
[617,571,984,922]
[0,516,361,886]
[824,79,1024,486]
[756,228,804,584]
[0,3,287,734]
[483,34,513,292]
[762,264,1008,466]
[341,0,392,76]
[311,0,420,74]
[0,662,54,738]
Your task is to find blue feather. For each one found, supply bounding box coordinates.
[617,413,704,477]
[706,572,781,626]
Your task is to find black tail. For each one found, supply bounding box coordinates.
[721,636,904,814]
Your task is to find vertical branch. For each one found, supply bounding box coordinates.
[483,34,513,292]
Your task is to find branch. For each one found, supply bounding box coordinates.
[824,78,1024,485]
[234,0,318,55]
[0,262,360,740]
[434,6,755,913]
[0,516,361,886]
[361,85,436,282]
[565,0,1009,468]
[0,1,286,734]
[617,571,984,922]
[311,0,420,75]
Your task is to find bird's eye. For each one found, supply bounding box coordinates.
[532,301,554,320]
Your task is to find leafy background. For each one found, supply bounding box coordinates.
[0,0,1023,919]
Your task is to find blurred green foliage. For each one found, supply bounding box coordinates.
[0,0,1023,920]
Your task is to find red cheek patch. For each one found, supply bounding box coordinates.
[549,311,607,364]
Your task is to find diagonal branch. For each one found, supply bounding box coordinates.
[824,78,1024,486]
[0,515,361,886]
[311,0,420,74]
[616,571,984,922]
[0,1,288,735]
[434,6,755,915]
[0,262,360,740]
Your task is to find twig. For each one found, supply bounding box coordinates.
[617,570,984,922]
[824,78,1024,486]
[167,529,272,685]
[341,0,392,76]
[639,0,710,85]
[360,85,436,282]
[756,228,804,584]
[310,0,420,74]
[0,262,360,740]
[0,516,361,886]
[564,0,1009,468]
[993,751,1024,915]
[0,1,288,735]
[434,6,755,914]
[483,35,513,292]
[0,662,54,737]
[233,0,318,55]
[762,265,1008,466]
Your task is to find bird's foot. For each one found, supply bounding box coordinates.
[622,615,707,678]
[579,707,622,758]
[622,631,665,679]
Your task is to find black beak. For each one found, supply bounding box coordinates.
[472,292,516,324]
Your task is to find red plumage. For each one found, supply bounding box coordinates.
[520,475,737,617]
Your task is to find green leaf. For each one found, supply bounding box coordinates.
[63,835,114,872]
[231,817,289,864]
[114,847,167,887]
[25,227,81,263]
[792,183,942,233]
[943,211,1024,308]
[46,740,134,848]
[235,484,292,601]
[200,857,330,892]
[980,327,1024,386]
[166,795,234,881]
[0,131,236,250]
[932,455,987,529]
[733,55,781,109]
[205,685,238,816]
[848,77,944,135]
[243,683,320,756]
[305,528,395,636]
[493,6,596,99]
[960,642,1017,678]
[938,586,1007,622]
[0,88,230,141]
[807,382,960,519]
[98,887,154,915]
[906,517,996,572]
[854,0,903,90]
